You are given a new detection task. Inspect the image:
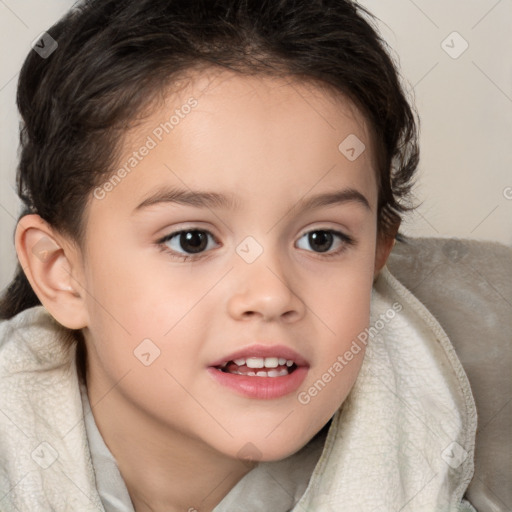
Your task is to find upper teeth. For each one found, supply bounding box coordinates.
[231,357,294,368]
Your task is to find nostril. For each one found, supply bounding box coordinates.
[281,310,301,323]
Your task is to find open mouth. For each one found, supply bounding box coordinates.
[208,347,308,399]
[215,357,298,377]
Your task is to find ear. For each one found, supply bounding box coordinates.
[14,214,88,329]
[373,221,400,280]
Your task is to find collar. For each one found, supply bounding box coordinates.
[79,378,327,512]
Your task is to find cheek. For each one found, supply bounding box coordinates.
[297,248,375,414]
[82,242,173,333]
[308,246,375,344]
[308,273,370,386]
[81,247,212,383]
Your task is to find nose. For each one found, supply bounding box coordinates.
[226,251,306,323]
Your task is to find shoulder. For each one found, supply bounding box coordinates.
[0,305,75,375]
[386,235,511,378]
[0,307,102,510]
[387,236,512,512]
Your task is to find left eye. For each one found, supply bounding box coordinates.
[296,230,350,254]
[161,230,218,255]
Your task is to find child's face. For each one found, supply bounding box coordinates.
[78,70,382,462]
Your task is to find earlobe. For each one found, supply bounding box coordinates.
[14,214,88,329]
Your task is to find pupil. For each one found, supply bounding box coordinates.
[180,231,207,253]
[309,231,333,252]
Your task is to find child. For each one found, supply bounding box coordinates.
[0,0,477,510]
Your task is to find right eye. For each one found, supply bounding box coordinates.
[157,229,220,260]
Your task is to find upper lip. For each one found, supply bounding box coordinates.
[209,344,309,367]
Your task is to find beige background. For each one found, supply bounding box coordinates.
[1,0,511,292]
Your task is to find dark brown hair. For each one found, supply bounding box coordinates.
[0,0,419,382]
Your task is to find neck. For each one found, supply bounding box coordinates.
[86,373,254,512]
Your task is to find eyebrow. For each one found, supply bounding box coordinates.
[133,186,371,213]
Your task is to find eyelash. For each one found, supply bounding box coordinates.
[156,228,356,262]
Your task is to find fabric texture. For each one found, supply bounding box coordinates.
[292,265,477,511]
[387,236,512,511]
[0,259,479,511]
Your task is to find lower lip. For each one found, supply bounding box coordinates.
[207,366,308,399]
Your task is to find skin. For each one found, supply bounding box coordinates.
[16,69,397,512]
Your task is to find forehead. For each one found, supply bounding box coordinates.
[87,69,378,223]
[163,68,377,175]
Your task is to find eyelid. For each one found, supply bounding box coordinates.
[295,228,355,256]
[298,225,351,240]
[156,225,356,262]
[297,221,356,244]
[157,227,220,251]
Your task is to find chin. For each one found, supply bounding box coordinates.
[222,426,316,464]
